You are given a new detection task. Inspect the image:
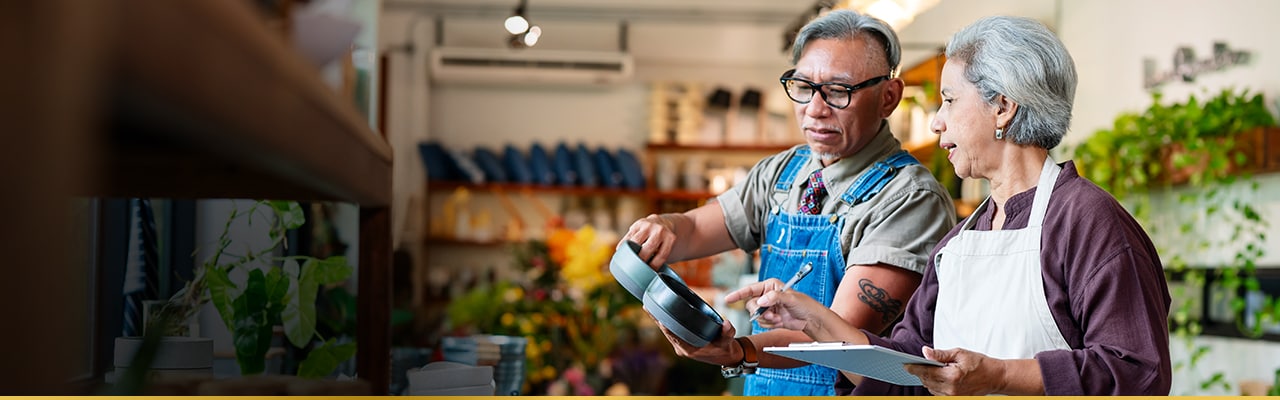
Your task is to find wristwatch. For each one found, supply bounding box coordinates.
[720,336,759,378]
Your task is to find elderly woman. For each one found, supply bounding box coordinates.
[728,16,1171,396]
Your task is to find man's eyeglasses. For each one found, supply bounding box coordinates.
[778,69,890,109]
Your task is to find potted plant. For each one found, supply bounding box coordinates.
[152,200,357,378]
[1071,87,1279,394]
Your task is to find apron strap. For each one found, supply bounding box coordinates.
[838,150,921,206]
[773,146,812,193]
[1027,156,1061,228]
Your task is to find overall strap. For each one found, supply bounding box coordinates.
[773,146,812,193]
[839,150,920,206]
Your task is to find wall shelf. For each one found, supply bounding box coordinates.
[646,142,798,152]
[429,180,647,197]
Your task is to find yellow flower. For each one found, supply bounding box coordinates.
[503,286,524,302]
[541,365,557,381]
[559,225,615,293]
[525,337,540,358]
[501,312,515,327]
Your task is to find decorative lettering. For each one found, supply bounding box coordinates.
[1144,41,1252,90]
[857,278,904,324]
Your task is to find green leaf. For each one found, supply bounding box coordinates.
[205,264,237,329]
[297,339,358,378]
[283,259,319,348]
[269,200,306,230]
[232,270,273,375]
[310,256,354,285]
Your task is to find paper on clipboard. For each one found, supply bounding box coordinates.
[763,343,942,386]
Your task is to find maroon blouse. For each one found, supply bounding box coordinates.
[849,161,1172,395]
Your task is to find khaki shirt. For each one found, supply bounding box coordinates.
[717,121,956,274]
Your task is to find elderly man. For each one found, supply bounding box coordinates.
[621,9,956,396]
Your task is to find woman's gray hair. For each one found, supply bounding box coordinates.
[946,16,1076,150]
[790,9,901,76]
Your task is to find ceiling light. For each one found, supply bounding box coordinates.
[837,0,940,30]
[504,15,528,35]
[523,25,542,46]
[504,0,530,34]
[505,0,544,48]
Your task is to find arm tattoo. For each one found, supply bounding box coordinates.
[857,278,904,324]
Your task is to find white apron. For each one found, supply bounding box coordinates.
[932,157,1071,359]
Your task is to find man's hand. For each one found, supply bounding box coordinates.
[655,320,741,366]
[622,213,681,269]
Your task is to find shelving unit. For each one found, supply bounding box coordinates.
[5,0,392,393]
[643,142,798,213]
[428,180,647,198]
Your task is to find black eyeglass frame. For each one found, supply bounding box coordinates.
[778,69,891,109]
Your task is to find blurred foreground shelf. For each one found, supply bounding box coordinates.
[5,0,392,393]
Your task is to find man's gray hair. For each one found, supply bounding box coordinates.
[946,16,1077,150]
[790,9,901,76]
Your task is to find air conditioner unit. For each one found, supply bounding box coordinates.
[428,47,634,86]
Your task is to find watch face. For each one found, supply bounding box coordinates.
[720,366,742,378]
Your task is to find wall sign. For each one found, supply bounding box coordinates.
[1143,41,1252,90]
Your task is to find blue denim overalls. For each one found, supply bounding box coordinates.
[743,146,919,396]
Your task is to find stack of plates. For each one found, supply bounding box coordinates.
[406,361,495,396]
[440,336,479,366]
[481,335,527,396]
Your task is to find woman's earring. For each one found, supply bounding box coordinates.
[995,127,1004,140]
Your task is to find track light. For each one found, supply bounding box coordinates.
[504,14,528,35]
[504,0,541,48]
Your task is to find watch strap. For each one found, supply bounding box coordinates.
[736,336,758,370]
[720,336,759,378]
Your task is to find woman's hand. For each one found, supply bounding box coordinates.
[905,346,1015,396]
[726,278,828,332]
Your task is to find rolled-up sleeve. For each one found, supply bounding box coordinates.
[844,185,954,274]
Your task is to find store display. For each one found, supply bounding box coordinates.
[450,148,485,184]
[419,142,462,181]
[502,145,533,184]
[553,143,578,186]
[729,88,762,145]
[574,143,599,187]
[614,149,646,190]
[473,147,507,183]
[529,142,556,185]
[593,147,623,188]
[701,88,731,145]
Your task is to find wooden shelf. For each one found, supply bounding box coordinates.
[646,142,798,152]
[425,236,511,247]
[904,137,939,163]
[98,0,391,204]
[429,180,647,197]
[648,189,717,201]
[7,0,392,393]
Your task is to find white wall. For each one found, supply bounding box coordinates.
[1060,0,1280,144]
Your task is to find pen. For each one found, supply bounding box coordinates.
[750,262,813,321]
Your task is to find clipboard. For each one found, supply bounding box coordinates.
[763,343,942,386]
